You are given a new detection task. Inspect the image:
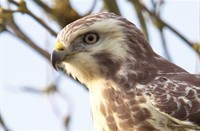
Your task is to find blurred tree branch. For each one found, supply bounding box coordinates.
[159,28,172,60]
[0,5,50,59]
[20,76,71,130]
[33,0,81,28]
[103,0,121,15]
[33,0,52,14]
[8,19,50,59]
[0,112,10,131]
[129,0,200,57]
[131,0,149,40]
[151,0,172,60]
[8,0,57,36]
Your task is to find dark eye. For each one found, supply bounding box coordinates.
[84,33,98,44]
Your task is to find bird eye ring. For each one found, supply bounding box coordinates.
[84,33,98,44]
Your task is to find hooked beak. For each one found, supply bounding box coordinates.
[51,50,61,70]
[51,41,65,71]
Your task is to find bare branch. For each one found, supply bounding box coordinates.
[193,43,200,58]
[7,19,50,60]
[55,0,81,28]
[103,0,121,15]
[150,0,172,60]
[21,86,45,94]
[20,81,72,130]
[8,0,19,6]
[129,0,200,56]
[63,116,70,130]
[21,81,58,94]
[0,8,19,13]
[33,0,53,14]
[159,28,172,61]
[26,10,57,36]
[27,10,57,36]
[0,112,10,131]
[130,2,149,40]
[48,91,72,130]
[8,0,57,36]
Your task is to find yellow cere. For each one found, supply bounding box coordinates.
[54,41,65,51]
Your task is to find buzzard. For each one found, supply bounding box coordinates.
[51,12,200,131]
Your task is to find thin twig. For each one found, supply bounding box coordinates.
[103,0,121,15]
[0,112,10,131]
[19,81,71,129]
[150,0,171,60]
[33,0,52,14]
[0,8,19,13]
[57,91,72,129]
[21,86,45,94]
[131,2,149,40]
[159,28,172,60]
[151,0,156,9]
[132,0,200,56]
[8,0,19,6]
[7,19,50,60]
[8,0,57,36]
[26,10,57,36]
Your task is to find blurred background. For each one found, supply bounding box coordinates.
[0,0,199,130]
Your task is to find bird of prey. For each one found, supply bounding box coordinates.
[51,12,200,131]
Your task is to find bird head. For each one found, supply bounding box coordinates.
[51,12,154,85]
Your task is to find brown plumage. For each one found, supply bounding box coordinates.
[51,12,200,131]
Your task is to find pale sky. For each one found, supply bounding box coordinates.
[0,0,199,131]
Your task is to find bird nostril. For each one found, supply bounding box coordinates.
[58,47,65,51]
[55,41,65,51]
